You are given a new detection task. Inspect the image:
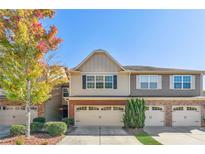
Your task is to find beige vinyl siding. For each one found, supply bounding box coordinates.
[78,52,122,72]
[70,72,129,96]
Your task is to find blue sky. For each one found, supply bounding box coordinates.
[44,10,205,71]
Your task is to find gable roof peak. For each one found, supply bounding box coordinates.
[73,49,126,71]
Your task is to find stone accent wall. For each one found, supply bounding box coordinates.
[68,99,205,127]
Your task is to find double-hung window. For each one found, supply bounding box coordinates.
[96,76,104,88]
[86,76,95,88]
[86,75,113,89]
[62,87,69,97]
[105,76,113,89]
[138,75,161,89]
[173,75,192,90]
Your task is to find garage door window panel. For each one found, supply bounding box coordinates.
[113,107,124,111]
[89,106,99,110]
[152,106,163,111]
[145,106,149,110]
[76,106,87,111]
[173,107,184,111]
[101,107,112,111]
[187,107,198,111]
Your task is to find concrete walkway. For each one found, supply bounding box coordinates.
[144,126,205,145]
[58,126,141,145]
[0,125,10,139]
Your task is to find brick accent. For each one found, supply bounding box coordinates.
[38,104,45,117]
[201,105,205,127]
[165,104,172,126]
[68,99,205,126]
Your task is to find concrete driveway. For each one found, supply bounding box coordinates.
[144,126,205,145]
[58,126,141,145]
[0,125,10,139]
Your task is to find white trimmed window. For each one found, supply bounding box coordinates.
[96,76,104,88]
[86,76,95,88]
[137,75,161,89]
[105,76,113,89]
[86,75,113,89]
[62,87,69,97]
[173,75,193,90]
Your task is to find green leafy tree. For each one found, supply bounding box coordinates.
[0,10,67,137]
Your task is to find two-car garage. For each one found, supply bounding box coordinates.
[74,105,202,127]
[75,106,124,126]
[0,106,38,125]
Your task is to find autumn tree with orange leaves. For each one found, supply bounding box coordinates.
[0,10,67,137]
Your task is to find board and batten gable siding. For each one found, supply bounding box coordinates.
[77,52,122,72]
[70,52,129,96]
[130,74,203,97]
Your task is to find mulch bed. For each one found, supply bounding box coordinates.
[0,133,64,145]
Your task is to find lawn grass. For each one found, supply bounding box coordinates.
[135,131,162,145]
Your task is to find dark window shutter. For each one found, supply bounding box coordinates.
[82,75,86,89]
[113,75,117,89]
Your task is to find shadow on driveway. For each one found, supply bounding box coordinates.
[144,126,205,145]
[0,125,10,139]
[58,126,141,145]
[68,126,133,136]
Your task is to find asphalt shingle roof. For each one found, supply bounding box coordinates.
[123,65,204,73]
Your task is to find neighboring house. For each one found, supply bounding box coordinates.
[0,67,69,125]
[68,49,205,127]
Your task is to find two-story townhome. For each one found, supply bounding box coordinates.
[68,49,205,127]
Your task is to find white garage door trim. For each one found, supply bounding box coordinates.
[145,105,165,126]
[75,105,125,126]
[172,105,201,126]
[0,106,38,125]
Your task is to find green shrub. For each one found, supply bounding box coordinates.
[10,125,26,136]
[62,117,74,126]
[15,136,25,145]
[33,117,46,123]
[123,98,146,128]
[31,122,44,133]
[44,122,67,136]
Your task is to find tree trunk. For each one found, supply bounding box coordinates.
[26,79,31,137]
